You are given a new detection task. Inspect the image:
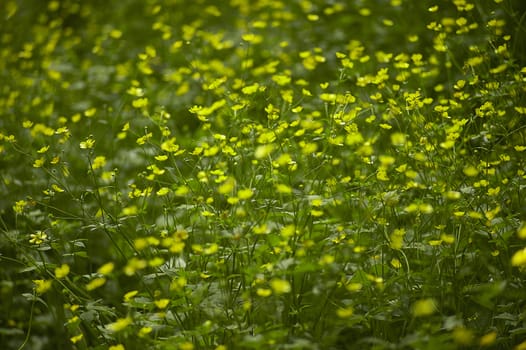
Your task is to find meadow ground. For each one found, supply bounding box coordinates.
[1,0,526,349]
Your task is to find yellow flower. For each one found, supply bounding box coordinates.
[463,165,479,177]
[319,254,334,265]
[440,234,455,244]
[123,257,147,276]
[336,306,354,318]
[154,299,170,309]
[33,157,45,168]
[132,97,148,108]
[445,191,461,200]
[70,333,84,344]
[67,316,79,325]
[390,132,407,146]
[109,345,125,350]
[511,247,526,266]
[169,241,185,254]
[453,327,474,346]
[156,187,171,196]
[412,298,436,317]
[390,258,402,269]
[256,288,272,297]
[179,342,194,350]
[37,145,50,153]
[237,188,253,200]
[175,185,190,196]
[84,108,97,117]
[252,223,269,235]
[345,283,363,292]
[51,184,65,193]
[149,257,164,267]
[138,326,152,337]
[97,262,115,275]
[204,243,218,255]
[106,316,133,333]
[270,278,291,294]
[254,144,275,159]
[281,224,296,238]
[55,264,70,279]
[419,203,434,214]
[390,228,405,250]
[13,200,27,214]
[29,231,48,245]
[170,277,187,292]
[123,290,139,302]
[92,156,106,169]
[34,279,53,294]
[218,177,236,194]
[275,183,292,194]
[161,138,180,153]
[479,331,497,346]
[79,137,95,149]
[86,277,106,291]
[241,83,260,95]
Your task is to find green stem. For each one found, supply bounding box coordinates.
[17,291,36,350]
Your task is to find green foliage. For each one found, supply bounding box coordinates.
[1,0,526,349]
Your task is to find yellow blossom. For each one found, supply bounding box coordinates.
[132,97,148,108]
[180,342,194,350]
[92,156,106,169]
[139,327,152,337]
[256,288,272,297]
[106,316,133,333]
[270,278,291,294]
[84,108,97,117]
[29,231,47,245]
[79,137,95,149]
[255,144,275,159]
[86,277,106,291]
[55,264,70,279]
[275,183,292,194]
[154,299,170,309]
[391,132,407,146]
[34,279,53,294]
[97,262,115,275]
[237,188,253,200]
[13,200,27,214]
[511,247,526,266]
[336,306,354,318]
[479,331,497,346]
[33,157,45,168]
[390,258,402,269]
[463,165,479,177]
[70,334,84,344]
[412,298,436,317]
[109,345,125,350]
[453,327,474,346]
[123,290,139,302]
[157,187,171,196]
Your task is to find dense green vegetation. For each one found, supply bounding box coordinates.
[1,0,526,349]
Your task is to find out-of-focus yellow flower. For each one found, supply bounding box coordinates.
[106,316,132,333]
[270,278,291,294]
[511,247,526,266]
[412,298,436,317]
[34,279,52,294]
[55,264,70,279]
